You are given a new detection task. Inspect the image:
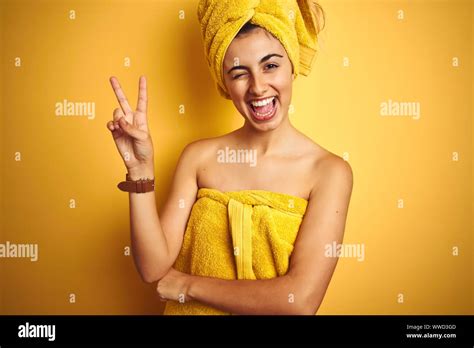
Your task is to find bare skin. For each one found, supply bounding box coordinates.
[107,27,353,314]
[195,129,326,200]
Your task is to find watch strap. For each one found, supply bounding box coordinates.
[117,173,155,193]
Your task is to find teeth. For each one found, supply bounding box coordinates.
[250,96,275,107]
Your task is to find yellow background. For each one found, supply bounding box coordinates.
[0,0,472,314]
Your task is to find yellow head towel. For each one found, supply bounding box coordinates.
[164,188,308,315]
[197,0,321,99]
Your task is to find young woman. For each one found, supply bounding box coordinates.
[106,0,353,315]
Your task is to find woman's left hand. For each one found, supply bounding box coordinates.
[156,268,192,303]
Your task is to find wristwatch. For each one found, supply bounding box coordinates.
[117,173,155,193]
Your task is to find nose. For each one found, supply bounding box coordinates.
[248,72,268,96]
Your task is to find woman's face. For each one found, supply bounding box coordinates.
[223,27,294,132]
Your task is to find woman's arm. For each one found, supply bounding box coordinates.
[186,272,308,315]
[128,142,200,283]
[108,77,202,284]
[158,156,353,314]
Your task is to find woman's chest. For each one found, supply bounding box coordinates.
[197,155,317,200]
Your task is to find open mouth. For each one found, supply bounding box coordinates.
[248,97,278,122]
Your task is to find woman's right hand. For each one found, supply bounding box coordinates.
[107,76,155,179]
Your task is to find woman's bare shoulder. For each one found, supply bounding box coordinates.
[181,132,235,166]
[295,133,353,194]
[184,132,233,154]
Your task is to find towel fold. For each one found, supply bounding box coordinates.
[197,0,320,98]
[164,188,308,315]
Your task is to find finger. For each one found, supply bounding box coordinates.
[107,120,124,139]
[113,107,125,121]
[136,75,147,114]
[118,116,147,140]
[109,76,133,116]
[106,120,115,131]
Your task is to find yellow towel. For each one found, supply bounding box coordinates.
[164,188,308,315]
[197,0,320,99]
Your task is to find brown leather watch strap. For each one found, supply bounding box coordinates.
[117,173,155,193]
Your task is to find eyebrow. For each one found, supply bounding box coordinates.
[227,53,284,74]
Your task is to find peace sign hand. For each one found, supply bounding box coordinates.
[107,76,155,179]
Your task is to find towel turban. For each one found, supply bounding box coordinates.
[197,0,321,99]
